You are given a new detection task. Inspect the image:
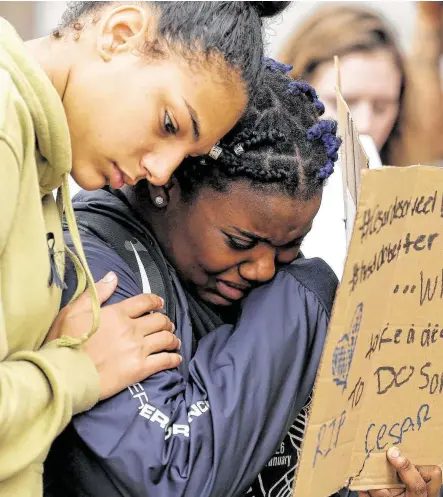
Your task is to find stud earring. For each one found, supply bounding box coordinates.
[154,196,164,206]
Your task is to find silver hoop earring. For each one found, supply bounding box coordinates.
[154,196,164,206]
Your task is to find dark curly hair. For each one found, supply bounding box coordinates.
[175,59,341,202]
[53,1,290,97]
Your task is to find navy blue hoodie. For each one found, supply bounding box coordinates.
[45,189,338,497]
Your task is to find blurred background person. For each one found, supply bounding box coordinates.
[278,2,443,168]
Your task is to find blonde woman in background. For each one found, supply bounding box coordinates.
[279,2,443,167]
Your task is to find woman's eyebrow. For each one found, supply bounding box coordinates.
[183,99,200,141]
[231,226,270,243]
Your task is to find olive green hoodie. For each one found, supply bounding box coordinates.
[0,18,101,497]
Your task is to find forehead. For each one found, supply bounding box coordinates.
[314,50,402,100]
[194,182,321,244]
[172,57,247,149]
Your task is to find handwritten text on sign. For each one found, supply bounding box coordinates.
[294,167,443,497]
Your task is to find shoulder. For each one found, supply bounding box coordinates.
[62,230,141,308]
[281,257,338,316]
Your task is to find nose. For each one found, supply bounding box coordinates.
[351,101,373,139]
[239,247,276,284]
[140,149,186,186]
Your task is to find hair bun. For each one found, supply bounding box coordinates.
[247,1,291,18]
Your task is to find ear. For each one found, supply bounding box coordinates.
[96,5,150,62]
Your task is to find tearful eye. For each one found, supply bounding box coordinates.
[164,111,178,135]
[227,235,257,251]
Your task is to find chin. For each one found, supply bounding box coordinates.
[199,290,233,307]
[71,165,106,191]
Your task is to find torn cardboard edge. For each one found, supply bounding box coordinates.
[334,56,369,248]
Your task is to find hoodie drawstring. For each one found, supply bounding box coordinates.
[57,174,101,347]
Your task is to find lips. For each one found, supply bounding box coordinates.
[109,161,146,187]
[215,279,249,301]
[109,162,124,189]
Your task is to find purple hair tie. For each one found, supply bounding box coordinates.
[318,159,335,179]
[306,120,342,180]
[264,57,293,74]
[288,81,325,116]
[313,99,325,115]
[322,133,341,161]
[306,126,322,141]
[307,120,337,138]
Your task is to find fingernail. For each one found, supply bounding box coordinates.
[388,447,401,458]
[172,323,176,333]
[159,297,164,307]
[102,271,116,283]
[178,355,182,363]
[178,339,182,349]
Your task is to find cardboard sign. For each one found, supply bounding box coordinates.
[293,165,443,496]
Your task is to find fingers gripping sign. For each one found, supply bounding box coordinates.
[358,448,442,497]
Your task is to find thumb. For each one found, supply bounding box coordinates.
[93,272,118,304]
[387,447,414,476]
[387,447,428,496]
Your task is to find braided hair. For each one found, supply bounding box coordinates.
[175,58,341,203]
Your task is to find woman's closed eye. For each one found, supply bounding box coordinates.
[225,234,257,251]
[164,111,178,135]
